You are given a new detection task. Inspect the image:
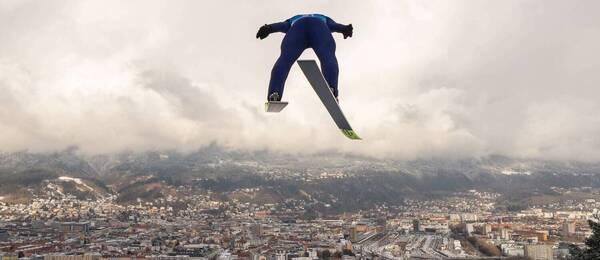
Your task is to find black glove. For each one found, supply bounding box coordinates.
[256,24,272,40]
[342,24,353,39]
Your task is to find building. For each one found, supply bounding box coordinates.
[145,256,190,260]
[355,222,368,232]
[0,229,8,242]
[412,219,420,233]
[562,222,576,236]
[250,223,263,237]
[503,246,524,257]
[253,211,269,219]
[0,253,18,260]
[524,244,553,260]
[43,254,101,260]
[59,222,90,234]
[273,251,286,260]
[483,224,492,235]
[464,223,474,235]
[500,228,511,240]
[251,255,266,260]
[349,226,358,242]
[173,244,216,257]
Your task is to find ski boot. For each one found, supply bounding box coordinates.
[268,92,281,102]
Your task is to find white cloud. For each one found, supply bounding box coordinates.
[0,0,599,161]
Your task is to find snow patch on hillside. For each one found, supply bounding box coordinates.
[500,169,532,175]
[58,176,95,191]
[46,183,65,196]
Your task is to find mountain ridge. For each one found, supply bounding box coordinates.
[1,147,599,210]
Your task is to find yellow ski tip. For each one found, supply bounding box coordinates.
[341,129,361,140]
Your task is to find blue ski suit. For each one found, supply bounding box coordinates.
[265,14,349,99]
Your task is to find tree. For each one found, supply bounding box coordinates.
[569,220,600,260]
[342,248,355,256]
[467,236,502,256]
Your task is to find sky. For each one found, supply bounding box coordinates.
[0,0,599,161]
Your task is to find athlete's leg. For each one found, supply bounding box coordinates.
[308,20,339,97]
[267,23,307,99]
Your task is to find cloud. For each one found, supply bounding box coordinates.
[0,0,599,161]
[139,70,237,125]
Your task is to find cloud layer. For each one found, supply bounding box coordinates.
[1,0,600,161]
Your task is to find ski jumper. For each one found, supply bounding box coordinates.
[267,14,347,99]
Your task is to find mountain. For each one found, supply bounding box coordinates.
[0,147,599,211]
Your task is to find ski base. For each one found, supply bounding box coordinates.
[297,60,360,140]
[265,101,288,113]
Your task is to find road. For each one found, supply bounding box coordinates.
[354,232,482,260]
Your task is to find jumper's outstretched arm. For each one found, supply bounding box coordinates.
[256,21,291,39]
[326,18,353,39]
[269,21,291,33]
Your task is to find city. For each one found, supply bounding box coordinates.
[1,152,599,260]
